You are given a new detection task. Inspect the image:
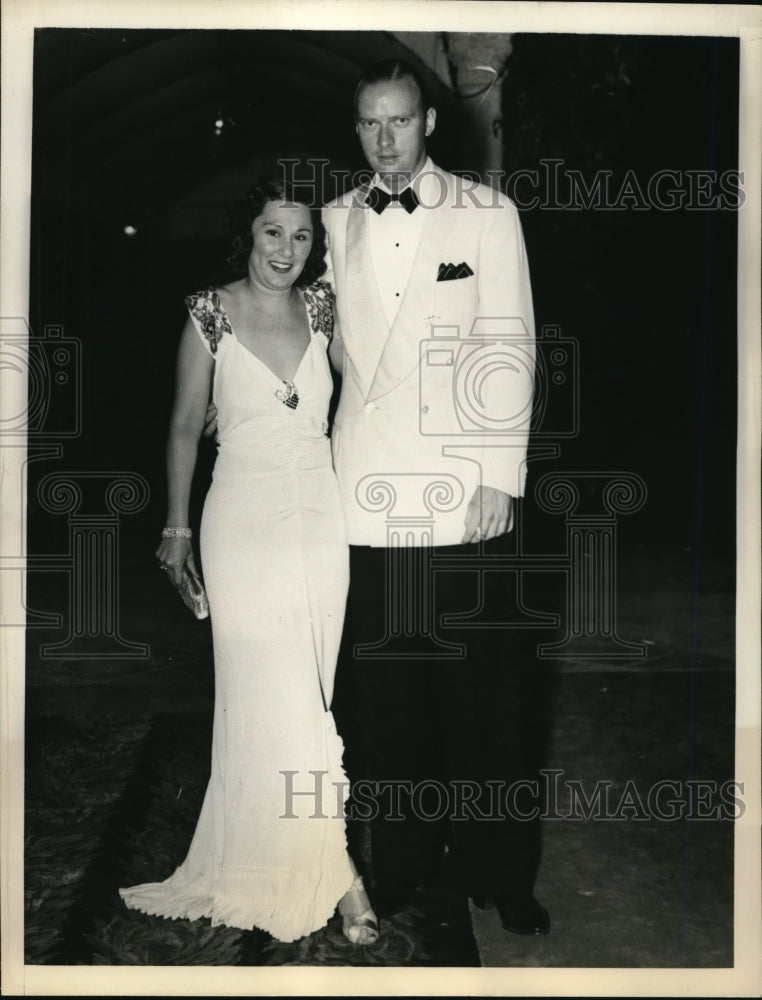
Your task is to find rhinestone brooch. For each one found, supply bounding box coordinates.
[275,381,299,409]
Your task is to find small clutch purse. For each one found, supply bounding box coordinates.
[173,566,209,620]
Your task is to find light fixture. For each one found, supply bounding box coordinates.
[213,113,236,137]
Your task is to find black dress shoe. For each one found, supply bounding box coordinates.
[472,892,550,935]
[369,881,417,918]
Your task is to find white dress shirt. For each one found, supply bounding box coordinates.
[367,157,439,328]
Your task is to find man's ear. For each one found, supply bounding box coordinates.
[425,107,436,137]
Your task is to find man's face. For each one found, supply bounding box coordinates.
[355,77,436,190]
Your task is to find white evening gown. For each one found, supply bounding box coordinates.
[120,280,355,942]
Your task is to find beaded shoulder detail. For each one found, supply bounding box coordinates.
[185,288,232,356]
[302,280,334,341]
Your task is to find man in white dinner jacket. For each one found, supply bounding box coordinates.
[324,59,549,936]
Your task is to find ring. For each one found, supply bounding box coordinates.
[159,564,168,571]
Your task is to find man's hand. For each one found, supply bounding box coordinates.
[462,485,513,544]
[203,402,218,439]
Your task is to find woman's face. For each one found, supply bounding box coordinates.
[248,200,313,292]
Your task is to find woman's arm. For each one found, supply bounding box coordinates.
[156,318,214,584]
[328,317,345,374]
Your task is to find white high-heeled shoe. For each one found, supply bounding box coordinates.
[338,874,379,946]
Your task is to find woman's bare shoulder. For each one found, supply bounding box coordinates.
[215,278,247,304]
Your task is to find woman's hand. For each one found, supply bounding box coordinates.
[156,535,196,587]
[203,402,219,439]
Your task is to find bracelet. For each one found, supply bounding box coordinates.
[162,527,192,538]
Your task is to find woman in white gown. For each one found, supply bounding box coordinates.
[119,180,378,946]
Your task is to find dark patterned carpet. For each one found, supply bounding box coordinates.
[24,711,479,967]
[23,544,739,970]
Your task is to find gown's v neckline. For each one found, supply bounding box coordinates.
[218,290,313,385]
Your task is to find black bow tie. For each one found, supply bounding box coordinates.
[365,185,420,214]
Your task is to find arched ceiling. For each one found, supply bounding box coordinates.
[32,28,456,236]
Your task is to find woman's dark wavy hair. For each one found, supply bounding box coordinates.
[225,178,327,288]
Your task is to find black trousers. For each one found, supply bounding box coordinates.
[332,537,544,899]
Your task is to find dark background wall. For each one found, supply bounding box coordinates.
[501,34,738,559]
[28,29,739,563]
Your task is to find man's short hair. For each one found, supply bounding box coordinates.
[353,59,431,117]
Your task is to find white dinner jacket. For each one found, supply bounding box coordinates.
[323,162,536,547]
